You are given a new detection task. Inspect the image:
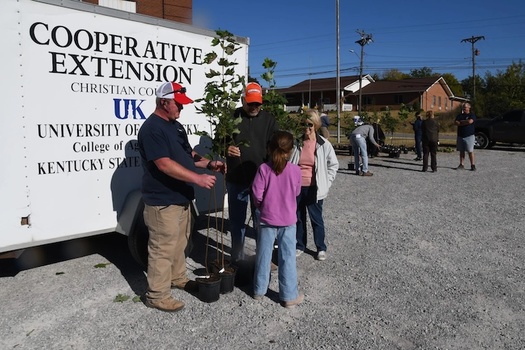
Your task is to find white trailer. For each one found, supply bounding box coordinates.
[0,0,249,265]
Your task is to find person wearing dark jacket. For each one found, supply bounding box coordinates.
[421,110,439,172]
[224,82,278,262]
[410,112,423,161]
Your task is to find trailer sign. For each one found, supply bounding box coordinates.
[0,0,248,255]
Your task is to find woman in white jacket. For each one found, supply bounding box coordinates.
[289,109,339,261]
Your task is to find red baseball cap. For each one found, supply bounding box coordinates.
[156,82,193,104]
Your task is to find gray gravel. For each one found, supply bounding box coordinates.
[1,146,524,350]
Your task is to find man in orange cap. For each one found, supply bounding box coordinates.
[138,81,225,312]
[224,82,278,263]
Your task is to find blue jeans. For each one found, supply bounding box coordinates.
[415,134,422,158]
[226,182,259,261]
[351,135,369,173]
[253,223,299,302]
[296,186,326,252]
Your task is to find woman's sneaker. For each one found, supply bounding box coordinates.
[317,251,327,261]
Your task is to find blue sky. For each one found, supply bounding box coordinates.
[193,0,525,88]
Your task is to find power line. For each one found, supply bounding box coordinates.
[461,35,485,100]
[355,30,373,116]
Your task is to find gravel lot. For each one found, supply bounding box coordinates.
[1,146,524,350]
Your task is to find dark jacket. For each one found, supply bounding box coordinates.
[422,118,439,143]
[225,107,277,185]
[412,117,423,136]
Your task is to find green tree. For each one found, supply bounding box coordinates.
[381,69,409,80]
[193,29,247,271]
[410,67,437,78]
[481,61,525,117]
[442,73,464,97]
[381,107,399,140]
[195,30,246,159]
[260,59,296,132]
[397,103,412,123]
[259,58,304,142]
[459,75,487,115]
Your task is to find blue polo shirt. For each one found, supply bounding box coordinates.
[138,114,195,206]
[455,112,476,137]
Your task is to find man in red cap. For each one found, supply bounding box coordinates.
[224,82,278,263]
[138,81,225,312]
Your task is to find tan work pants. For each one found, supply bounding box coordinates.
[144,204,192,301]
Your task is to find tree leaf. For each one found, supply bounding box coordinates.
[94,263,111,268]
[113,294,130,302]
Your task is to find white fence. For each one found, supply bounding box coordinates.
[285,104,354,113]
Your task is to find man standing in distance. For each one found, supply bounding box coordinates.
[454,102,476,171]
[138,82,225,312]
[349,117,381,176]
[225,82,278,262]
[411,112,423,161]
[319,112,331,139]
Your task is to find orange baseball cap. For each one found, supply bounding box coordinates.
[243,82,263,104]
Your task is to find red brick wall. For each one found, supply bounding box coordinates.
[422,84,452,112]
[137,0,193,24]
[86,1,193,24]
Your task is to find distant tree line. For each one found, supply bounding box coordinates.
[372,60,525,118]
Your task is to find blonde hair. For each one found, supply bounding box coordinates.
[303,109,321,130]
[426,110,434,118]
[268,131,294,175]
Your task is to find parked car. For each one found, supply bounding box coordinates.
[474,109,525,149]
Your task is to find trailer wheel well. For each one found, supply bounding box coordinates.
[116,190,148,268]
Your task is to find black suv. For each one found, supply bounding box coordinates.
[474,109,525,149]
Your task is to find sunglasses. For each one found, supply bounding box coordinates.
[162,87,187,96]
[302,122,314,128]
[247,102,262,108]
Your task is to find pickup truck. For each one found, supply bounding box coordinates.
[474,109,525,149]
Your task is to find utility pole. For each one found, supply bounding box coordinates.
[335,0,341,143]
[461,35,485,101]
[355,30,373,117]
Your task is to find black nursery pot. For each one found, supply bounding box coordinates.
[196,273,221,303]
[219,266,237,294]
[209,259,233,274]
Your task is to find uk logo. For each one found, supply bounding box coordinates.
[113,99,147,120]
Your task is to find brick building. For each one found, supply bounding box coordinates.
[80,0,192,24]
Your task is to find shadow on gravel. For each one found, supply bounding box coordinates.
[0,213,261,297]
[371,159,424,172]
[0,233,148,295]
[479,145,525,152]
[189,214,257,292]
[336,161,422,174]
